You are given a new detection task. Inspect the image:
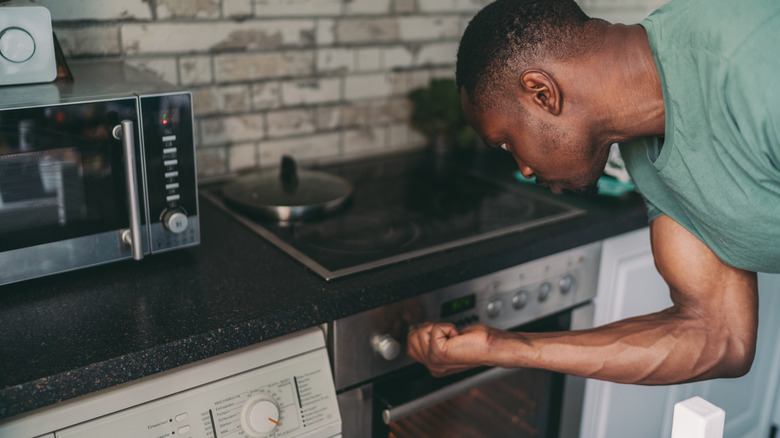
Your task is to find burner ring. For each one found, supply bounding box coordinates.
[293,209,422,255]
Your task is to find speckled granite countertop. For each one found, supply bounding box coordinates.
[0,150,648,422]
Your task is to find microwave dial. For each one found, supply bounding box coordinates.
[163,208,189,233]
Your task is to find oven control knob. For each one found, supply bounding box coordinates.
[512,290,529,310]
[163,209,189,233]
[372,334,401,361]
[486,299,503,318]
[538,282,552,302]
[241,395,281,437]
[559,274,576,294]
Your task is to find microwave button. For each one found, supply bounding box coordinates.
[165,171,179,179]
[165,182,180,190]
[163,209,189,234]
[162,134,177,143]
[162,147,177,156]
[164,159,178,167]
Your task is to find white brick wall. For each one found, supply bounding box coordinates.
[43,0,666,178]
[157,0,222,19]
[579,0,670,24]
[121,20,316,55]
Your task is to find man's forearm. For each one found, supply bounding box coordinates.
[489,307,754,385]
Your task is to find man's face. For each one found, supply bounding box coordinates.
[461,90,607,197]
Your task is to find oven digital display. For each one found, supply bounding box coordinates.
[440,294,476,317]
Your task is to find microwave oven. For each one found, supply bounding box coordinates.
[0,60,199,286]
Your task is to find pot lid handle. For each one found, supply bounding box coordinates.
[280,155,299,192]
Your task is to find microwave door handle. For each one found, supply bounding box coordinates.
[381,366,518,425]
[113,119,144,261]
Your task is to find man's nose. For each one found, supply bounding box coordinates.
[517,164,535,179]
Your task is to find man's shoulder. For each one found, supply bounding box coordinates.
[643,0,780,56]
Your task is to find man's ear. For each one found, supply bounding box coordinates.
[519,70,562,115]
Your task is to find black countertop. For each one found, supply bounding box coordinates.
[0,149,648,421]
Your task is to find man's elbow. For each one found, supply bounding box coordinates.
[716,333,757,379]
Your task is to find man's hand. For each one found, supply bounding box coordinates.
[407,322,497,376]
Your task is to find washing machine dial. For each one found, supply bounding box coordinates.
[241,395,281,437]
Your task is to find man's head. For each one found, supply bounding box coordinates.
[457,0,609,196]
[456,0,591,107]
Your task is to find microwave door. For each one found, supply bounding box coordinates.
[0,99,145,285]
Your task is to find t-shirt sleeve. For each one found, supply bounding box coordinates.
[619,139,665,224]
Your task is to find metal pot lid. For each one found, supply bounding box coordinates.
[222,156,353,221]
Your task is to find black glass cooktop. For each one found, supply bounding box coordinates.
[202,152,584,280]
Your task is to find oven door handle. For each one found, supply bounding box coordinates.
[381,366,518,425]
[113,119,144,261]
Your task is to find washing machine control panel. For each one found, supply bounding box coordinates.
[18,327,344,438]
[55,348,339,438]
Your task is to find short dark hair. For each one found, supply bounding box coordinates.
[456,0,593,107]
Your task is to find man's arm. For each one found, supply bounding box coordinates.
[407,215,758,384]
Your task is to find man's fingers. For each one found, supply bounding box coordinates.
[430,323,459,353]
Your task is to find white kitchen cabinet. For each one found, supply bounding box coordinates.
[670,272,780,438]
[580,228,780,438]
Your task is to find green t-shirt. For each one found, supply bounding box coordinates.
[619,0,780,273]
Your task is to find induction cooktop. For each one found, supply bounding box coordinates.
[201,151,585,280]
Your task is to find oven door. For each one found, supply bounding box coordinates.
[355,304,592,438]
[0,98,144,285]
[376,365,564,438]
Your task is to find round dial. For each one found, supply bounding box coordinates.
[241,395,281,437]
[0,28,35,63]
[372,334,401,361]
[538,282,552,302]
[512,290,529,310]
[163,209,189,233]
[486,299,503,318]
[559,274,576,294]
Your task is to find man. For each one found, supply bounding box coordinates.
[407,0,779,385]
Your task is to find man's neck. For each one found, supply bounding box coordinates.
[564,22,666,143]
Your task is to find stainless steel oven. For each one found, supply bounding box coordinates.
[330,242,601,437]
[0,60,199,286]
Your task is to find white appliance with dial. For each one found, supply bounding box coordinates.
[0,327,341,438]
[0,0,56,85]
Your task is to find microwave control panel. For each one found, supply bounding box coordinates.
[140,92,200,253]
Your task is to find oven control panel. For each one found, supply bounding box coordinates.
[435,244,599,331]
[0,328,341,438]
[331,241,602,390]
